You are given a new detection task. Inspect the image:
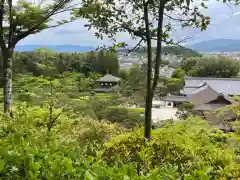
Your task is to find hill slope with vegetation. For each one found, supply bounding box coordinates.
[119,45,201,57]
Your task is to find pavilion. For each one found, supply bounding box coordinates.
[94,73,121,92]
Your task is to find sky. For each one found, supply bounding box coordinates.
[18,0,240,47]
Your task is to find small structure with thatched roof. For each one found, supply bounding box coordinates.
[94,73,121,92]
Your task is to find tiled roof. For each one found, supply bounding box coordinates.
[96,74,121,82]
[187,84,219,106]
[183,77,240,95]
[163,96,187,102]
[194,104,227,111]
[187,83,234,106]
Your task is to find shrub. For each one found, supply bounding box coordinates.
[15,92,39,103]
[97,106,144,128]
[0,104,87,179]
[1,104,240,179]
[61,118,122,146]
[0,103,125,179]
[102,117,240,179]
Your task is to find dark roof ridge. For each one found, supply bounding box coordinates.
[184,76,240,81]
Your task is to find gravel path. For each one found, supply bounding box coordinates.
[152,107,178,123]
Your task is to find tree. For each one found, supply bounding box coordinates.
[181,57,198,72]
[182,56,240,78]
[119,69,128,80]
[166,78,184,95]
[76,0,210,139]
[122,64,146,107]
[172,68,186,79]
[0,0,74,113]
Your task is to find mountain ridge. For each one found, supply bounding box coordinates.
[189,39,240,52]
[16,44,200,57]
[15,45,96,53]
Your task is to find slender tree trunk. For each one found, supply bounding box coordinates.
[143,0,153,140]
[0,53,3,88]
[3,49,13,114]
[152,2,165,93]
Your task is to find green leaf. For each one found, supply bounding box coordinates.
[85,170,94,180]
[0,159,5,172]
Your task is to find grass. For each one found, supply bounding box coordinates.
[128,107,145,114]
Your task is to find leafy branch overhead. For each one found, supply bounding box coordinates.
[0,0,75,51]
[0,0,76,113]
[74,0,210,45]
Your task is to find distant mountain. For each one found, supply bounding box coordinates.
[189,39,240,52]
[15,45,200,57]
[162,46,201,57]
[119,46,201,57]
[15,45,96,53]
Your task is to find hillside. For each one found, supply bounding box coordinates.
[162,46,201,57]
[119,46,201,57]
[190,39,240,52]
[15,45,201,57]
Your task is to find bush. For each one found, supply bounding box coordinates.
[0,104,86,179]
[1,104,240,179]
[61,118,122,146]
[102,117,240,179]
[0,103,125,179]
[66,99,97,119]
[15,92,39,103]
[97,106,144,128]
[176,102,198,119]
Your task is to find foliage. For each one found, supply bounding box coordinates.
[97,106,144,129]
[176,102,198,119]
[76,0,210,139]
[181,56,240,78]
[102,117,240,179]
[166,78,184,95]
[13,50,120,77]
[119,69,128,81]
[162,46,202,58]
[172,68,186,79]
[0,103,123,179]
[181,57,198,72]
[0,0,75,112]
[233,95,240,102]
[1,103,240,179]
[118,64,146,107]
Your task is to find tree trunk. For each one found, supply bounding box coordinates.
[3,50,13,114]
[152,2,165,93]
[0,53,3,88]
[143,0,153,140]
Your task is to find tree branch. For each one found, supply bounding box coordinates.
[164,12,193,22]
[15,0,73,44]
[8,0,14,49]
[126,39,144,55]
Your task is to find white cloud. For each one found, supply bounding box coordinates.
[19,0,240,46]
[232,11,240,16]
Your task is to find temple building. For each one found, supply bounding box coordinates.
[94,73,121,92]
[164,77,240,110]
